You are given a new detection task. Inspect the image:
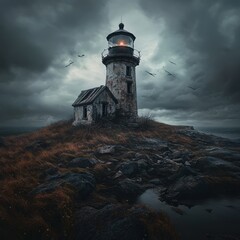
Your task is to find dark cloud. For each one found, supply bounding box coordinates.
[0,0,240,127]
[137,0,240,126]
[0,0,110,126]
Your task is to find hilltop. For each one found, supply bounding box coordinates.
[0,119,240,240]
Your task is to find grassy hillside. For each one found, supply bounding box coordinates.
[0,119,239,239]
[0,119,182,239]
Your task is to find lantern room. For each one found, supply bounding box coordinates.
[102,23,140,65]
[107,23,135,48]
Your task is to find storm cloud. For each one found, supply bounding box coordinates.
[0,0,240,127]
[137,0,240,126]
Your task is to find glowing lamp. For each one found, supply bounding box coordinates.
[119,41,125,46]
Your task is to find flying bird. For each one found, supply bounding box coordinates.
[65,61,74,67]
[145,70,156,77]
[188,86,199,91]
[169,60,176,65]
[164,69,176,77]
[78,54,85,57]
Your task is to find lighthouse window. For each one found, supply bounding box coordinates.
[126,66,131,77]
[108,35,134,48]
[127,82,133,94]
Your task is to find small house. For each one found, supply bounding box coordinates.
[72,85,118,125]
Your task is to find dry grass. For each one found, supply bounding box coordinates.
[0,119,185,239]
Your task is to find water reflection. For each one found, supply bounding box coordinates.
[137,189,240,240]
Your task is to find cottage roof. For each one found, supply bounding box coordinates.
[72,85,118,107]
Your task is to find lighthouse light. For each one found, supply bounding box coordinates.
[119,41,125,46]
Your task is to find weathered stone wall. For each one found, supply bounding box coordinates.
[73,105,93,125]
[92,90,116,120]
[73,90,116,125]
[105,61,138,119]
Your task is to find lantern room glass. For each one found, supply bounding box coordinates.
[108,35,134,48]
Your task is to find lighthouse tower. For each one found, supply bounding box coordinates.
[102,23,140,121]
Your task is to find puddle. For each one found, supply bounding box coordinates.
[137,189,240,240]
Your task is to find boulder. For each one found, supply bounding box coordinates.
[97,145,115,154]
[194,156,240,173]
[120,161,139,177]
[206,147,240,161]
[72,204,177,240]
[149,178,161,185]
[115,179,145,199]
[39,167,59,179]
[31,172,95,199]
[68,157,98,168]
[165,175,210,201]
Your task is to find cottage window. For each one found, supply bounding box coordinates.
[127,82,133,94]
[102,103,108,117]
[126,66,131,77]
[83,106,87,119]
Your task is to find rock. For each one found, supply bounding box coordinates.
[194,156,240,173]
[97,145,115,154]
[172,151,191,161]
[115,179,145,199]
[120,161,139,177]
[165,175,210,202]
[171,207,185,215]
[172,158,184,163]
[68,157,98,168]
[137,159,149,170]
[135,153,145,159]
[168,166,198,182]
[206,147,240,162]
[72,204,177,240]
[149,178,161,185]
[185,161,191,166]
[113,170,123,179]
[39,167,59,179]
[31,172,95,198]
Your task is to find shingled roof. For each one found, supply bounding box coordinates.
[72,85,118,107]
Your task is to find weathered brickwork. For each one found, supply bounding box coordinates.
[105,61,138,119]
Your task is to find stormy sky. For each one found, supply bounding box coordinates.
[1,0,240,127]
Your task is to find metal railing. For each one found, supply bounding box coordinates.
[101,48,141,59]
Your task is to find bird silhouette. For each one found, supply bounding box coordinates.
[145,70,156,77]
[65,61,74,67]
[78,54,85,57]
[188,86,199,91]
[164,69,176,77]
[169,60,176,65]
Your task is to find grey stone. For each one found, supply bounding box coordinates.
[149,178,161,185]
[115,179,145,198]
[194,156,240,172]
[206,147,240,162]
[68,157,98,168]
[97,145,115,154]
[137,159,148,170]
[31,172,95,198]
[120,162,139,177]
[166,175,209,201]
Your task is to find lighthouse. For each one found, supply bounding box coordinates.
[72,23,140,125]
[102,23,140,121]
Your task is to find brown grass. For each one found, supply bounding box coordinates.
[0,119,187,239]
